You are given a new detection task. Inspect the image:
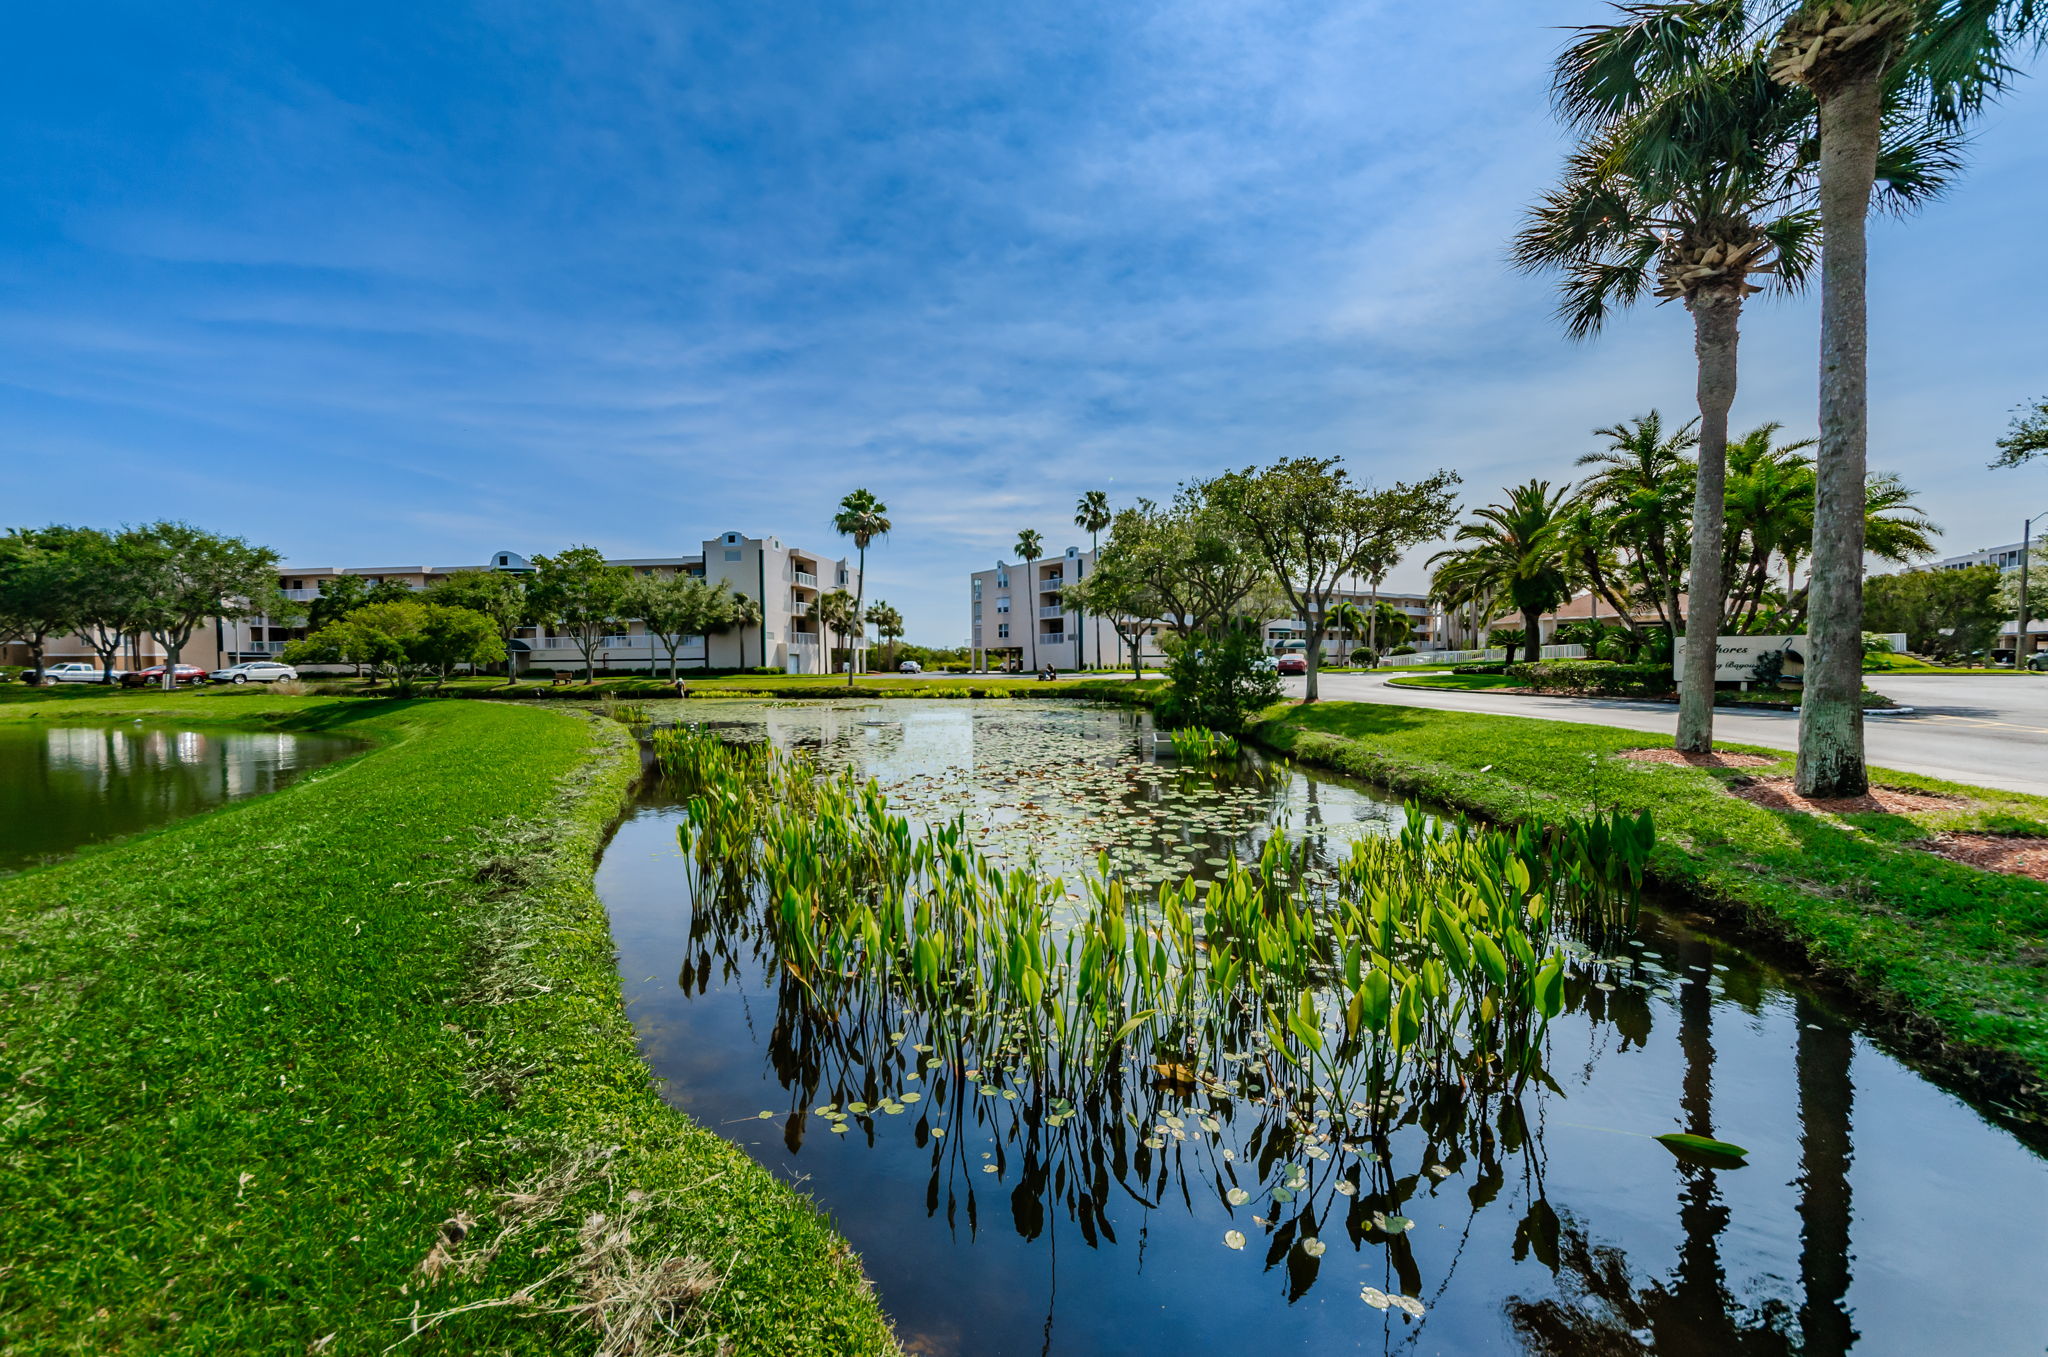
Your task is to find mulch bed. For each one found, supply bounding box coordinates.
[1917,831,2048,883]
[1725,776,1976,816]
[1619,748,1778,770]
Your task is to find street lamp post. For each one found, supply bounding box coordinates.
[2015,510,2048,668]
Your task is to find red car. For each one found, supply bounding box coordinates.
[1276,654,1308,676]
[124,663,208,687]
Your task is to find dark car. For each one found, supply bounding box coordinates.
[1276,654,1308,676]
[124,663,207,687]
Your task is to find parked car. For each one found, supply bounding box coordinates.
[210,660,299,684]
[1276,654,1308,675]
[126,664,208,686]
[899,660,923,674]
[34,662,111,684]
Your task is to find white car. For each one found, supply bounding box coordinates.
[211,660,298,684]
[37,662,110,684]
[899,660,923,674]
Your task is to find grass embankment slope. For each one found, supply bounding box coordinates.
[1253,701,2048,1116]
[0,692,896,1355]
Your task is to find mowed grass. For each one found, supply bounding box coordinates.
[1252,700,2048,1115]
[1385,673,1529,691]
[0,693,896,1355]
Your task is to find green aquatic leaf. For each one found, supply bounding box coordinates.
[1655,1132,1749,1161]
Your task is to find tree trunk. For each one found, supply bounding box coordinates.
[1303,605,1322,702]
[1797,68,1882,798]
[1521,608,1542,665]
[1367,579,1381,668]
[849,545,865,687]
[1677,290,1742,752]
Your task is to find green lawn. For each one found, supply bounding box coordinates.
[0,693,896,1355]
[1252,700,2048,1118]
[1385,673,1528,691]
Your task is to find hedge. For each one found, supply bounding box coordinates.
[1504,659,1673,697]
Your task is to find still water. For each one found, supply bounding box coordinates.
[0,721,363,874]
[597,700,2048,1356]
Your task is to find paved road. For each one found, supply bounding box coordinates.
[1282,671,2048,797]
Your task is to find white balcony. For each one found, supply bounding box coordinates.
[1038,577,1064,592]
[278,588,321,601]
[1041,632,1066,644]
[790,633,820,647]
[790,600,811,616]
[1038,604,1065,618]
[792,570,819,589]
[237,640,290,654]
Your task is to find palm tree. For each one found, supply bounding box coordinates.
[1519,49,1824,752]
[1073,491,1111,670]
[1014,529,1044,674]
[1429,482,1574,665]
[865,600,905,669]
[833,489,891,687]
[1555,0,2030,791]
[1325,599,1370,665]
[815,589,862,676]
[1575,412,1699,644]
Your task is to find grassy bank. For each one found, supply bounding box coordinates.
[1251,701,2048,1118]
[0,693,897,1354]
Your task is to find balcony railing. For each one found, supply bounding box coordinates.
[1040,632,1066,644]
[533,634,648,650]
[792,570,819,588]
[278,588,321,601]
[790,633,820,647]
[1038,576,1064,591]
[236,640,290,654]
[790,600,811,616]
[1038,604,1065,618]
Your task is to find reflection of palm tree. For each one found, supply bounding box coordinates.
[1795,995,1856,1356]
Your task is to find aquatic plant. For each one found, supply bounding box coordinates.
[1166,726,1241,763]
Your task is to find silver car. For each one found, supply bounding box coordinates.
[210,660,298,684]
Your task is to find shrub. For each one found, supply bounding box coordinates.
[1390,645,1417,656]
[1503,660,1672,698]
[1155,629,1282,734]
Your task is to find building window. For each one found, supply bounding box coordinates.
[724,549,741,562]
[497,555,509,566]
[997,623,1010,638]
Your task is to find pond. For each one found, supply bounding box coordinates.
[596,699,2048,1356]
[0,721,364,875]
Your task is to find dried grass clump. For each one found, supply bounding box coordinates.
[397,1146,722,1355]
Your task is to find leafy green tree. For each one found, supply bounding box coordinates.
[718,593,764,669]
[125,522,283,690]
[1864,564,2004,659]
[0,526,95,679]
[427,570,530,682]
[1207,458,1414,702]
[1429,482,1574,664]
[1991,396,2048,468]
[527,546,630,683]
[1062,541,1166,680]
[1325,600,1371,664]
[1013,530,1045,672]
[833,489,891,684]
[70,528,158,681]
[289,600,503,692]
[305,573,369,631]
[865,600,905,669]
[1112,494,1275,647]
[622,572,737,680]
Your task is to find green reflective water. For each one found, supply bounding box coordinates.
[0,722,363,874]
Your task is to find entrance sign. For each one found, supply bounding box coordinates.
[1673,635,1806,684]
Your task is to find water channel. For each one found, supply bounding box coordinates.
[595,698,2048,1355]
[0,720,364,875]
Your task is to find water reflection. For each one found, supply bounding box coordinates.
[0,722,362,873]
[600,700,2048,1356]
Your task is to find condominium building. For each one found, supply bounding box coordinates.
[253,532,864,674]
[968,546,1168,672]
[966,551,1443,670]
[7,531,865,676]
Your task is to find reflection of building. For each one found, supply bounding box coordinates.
[253,533,864,675]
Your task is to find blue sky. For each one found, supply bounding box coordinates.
[2,1,2043,644]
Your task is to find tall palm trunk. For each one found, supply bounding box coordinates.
[1366,577,1381,668]
[848,543,866,687]
[1677,291,1742,752]
[1520,607,1543,664]
[1797,68,1883,798]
